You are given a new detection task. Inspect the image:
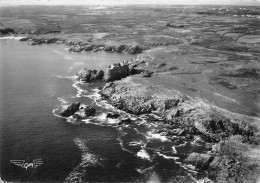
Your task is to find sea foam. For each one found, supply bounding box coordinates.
[137,148,151,161]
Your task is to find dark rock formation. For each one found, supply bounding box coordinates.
[45,38,61,44]
[166,23,185,28]
[118,117,131,125]
[115,45,126,53]
[104,46,115,52]
[77,68,104,82]
[106,112,120,119]
[83,45,94,51]
[83,106,96,117]
[125,45,143,54]
[68,46,83,52]
[60,102,80,117]
[19,37,30,42]
[185,136,260,183]
[0,28,16,35]
[105,64,130,82]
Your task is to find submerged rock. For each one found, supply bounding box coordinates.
[60,102,80,117]
[77,68,104,82]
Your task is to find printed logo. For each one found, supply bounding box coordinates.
[10,159,43,170]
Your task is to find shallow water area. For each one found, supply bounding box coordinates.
[0,39,208,182]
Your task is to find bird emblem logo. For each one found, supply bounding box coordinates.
[10,159,43,170]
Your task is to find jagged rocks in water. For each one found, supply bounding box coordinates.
[68,46,83,52]
[106,112,120,119]
[60,102,80,117]
[77,68,104,82]
[83,106,96,117]
[115,45,126,53]
[185,152,214,170]
[104,46,115,52]
[0,28,16,35]
[105,64,130,82]
[118,117,131,125]
[125,45,143,54]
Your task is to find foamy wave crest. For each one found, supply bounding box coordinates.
[137,148,151,161]
[72,81,88,98]
[176,141,187,147]
[52,108,67,119]
[0,36,26,40]
[52,49,64,55]
[117,133,135,155]
[65,138,103,182]
[196,177,214,183]
[129,140,145,146]
[180,164,198,174]
[156,152,179,160]
[56,75,77,80]
[93,113,120,124]
[88,88,131,116]
[65,56,73,60]
[172,146,177,154]
[58,97,69,104]
[146,131,169,142]
[136,165,155,175]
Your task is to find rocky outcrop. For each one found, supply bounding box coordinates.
[60,102,80,117]
[185,152,214,170]
[106,112,120,119]
[68,46,83,52]
[100,77,260,182]
[125,45,143,54]
[83,106,96,117]
[77,68,104,82]
[18,37,147,54]
[19,37,63,45]
[185,136,260,183]
[105,64,130,82]
[0,28,16,35]
[118,117,131,125]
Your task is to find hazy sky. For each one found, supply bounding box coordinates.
[0,0,260,6]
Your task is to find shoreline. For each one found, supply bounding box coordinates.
[1,33,260,182]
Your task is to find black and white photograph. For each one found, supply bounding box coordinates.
[0,0,260,182]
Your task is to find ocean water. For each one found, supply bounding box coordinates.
[0,39,207,182]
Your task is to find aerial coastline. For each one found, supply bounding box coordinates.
[1,4,260,183]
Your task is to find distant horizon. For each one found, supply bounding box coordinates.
[0,0,260,6]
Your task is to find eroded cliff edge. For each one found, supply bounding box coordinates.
[99,45,260,183]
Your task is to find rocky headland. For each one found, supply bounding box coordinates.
[1,5,260,183]
[96,48,260,182]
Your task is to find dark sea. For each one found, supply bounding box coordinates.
[0,39,208,183]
